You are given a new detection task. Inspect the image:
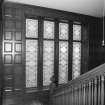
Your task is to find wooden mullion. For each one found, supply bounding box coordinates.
[54,19,59,85]
[68,21,73,81]
[37,17,43,88]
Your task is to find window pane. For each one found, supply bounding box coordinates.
[59,41,68,84]
[73,24,81,40]
[59,23,68,40]
[26,19,38,38]
[72,42,81,79]
[26,40,38,87]
[43,41,54,86]
[44,21,54,39]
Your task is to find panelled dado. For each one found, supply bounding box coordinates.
[3,4,24,93]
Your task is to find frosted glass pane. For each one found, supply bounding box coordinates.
[73,24,81,40]
[72,42,81,79]
[44,21,54,39]
[26,19,38,38]
[43,41,54,86]
[59,23,69,40]
[26,40,38,87]
[59,41,68,84]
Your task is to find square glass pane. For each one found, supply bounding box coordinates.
[59,23,69,40]
[4,32,12,40]
[4,54,12,64]
[26,40,38,87]
[15,32,22,41]
[14,54,22,64]
[26,19,38,38]
[15,43,22,52]
[4,42,12,52]
[73,24,81,41]
[43,41,54,86]
[72,42,81,79]
[59,41,68,84]
[44,21,54,39]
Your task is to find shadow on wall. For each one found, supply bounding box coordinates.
[3,97,43,105]
[26,100,43,105]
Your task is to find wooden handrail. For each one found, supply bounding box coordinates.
[50,63,105,105]
[54,63,105,93]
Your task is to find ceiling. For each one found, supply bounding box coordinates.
[5,0,105,17]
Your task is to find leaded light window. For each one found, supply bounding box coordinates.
[44,21,54,39]
[25,18,83,88]
[59,23,69,40]
[72,24,81,79]
[26,40,38,87]
[73,24,81,41]
[26,19,38,38]
[59,22,69,84]
[59,41,68,84]
[43,20,55,86]
[26,19,38,87]
[43,41,54,86]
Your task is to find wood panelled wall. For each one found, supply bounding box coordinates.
[1,1,104,105]
[88,17,105,70]
[0,0,3,104]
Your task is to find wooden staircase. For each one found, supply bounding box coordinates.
[50,63,105,105]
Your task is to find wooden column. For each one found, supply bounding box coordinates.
[78,85,81,105]
[98,76,101,105]
[94,78,97,105]
[91,80,94,105]
[88,81,91,105]
[83,83,86,105]
[101,75,104,105]
[85,82,88,105]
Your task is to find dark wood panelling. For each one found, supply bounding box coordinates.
[81,23,89,74]
[4,2,98,23]
[0,0,3,105]
[3,90,49,105]
[24,90,49,105]
[3,2,24,96]
[2,1,105,105]
[88,18,105,70]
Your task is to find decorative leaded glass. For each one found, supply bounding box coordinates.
[4,54,12,64]
[26,19,38,38]
[72,42,81,79]
[44,21,54,39]
[59,41,68,84]
[73,24,81,41]
[4,42,12,52]
[26,40,38,87]
[59,23,68,40]
[43,41,54,86]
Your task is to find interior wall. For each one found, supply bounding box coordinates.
[0,0,3,104]
[1,1,105,105]
[88,17,105,70]
[5,0,104,17]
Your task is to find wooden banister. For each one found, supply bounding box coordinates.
[50,63,105,105]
